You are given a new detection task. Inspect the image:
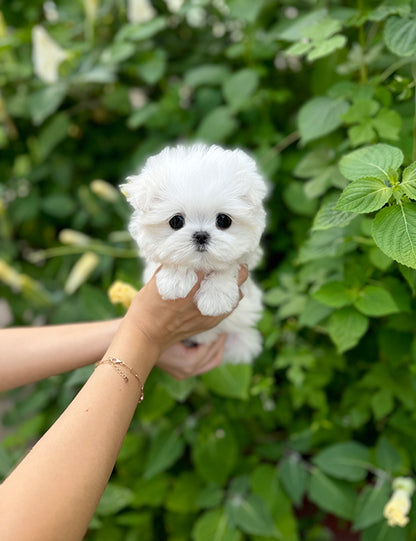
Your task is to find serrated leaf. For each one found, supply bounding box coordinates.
[312,441,370,481]
[279,456,309,506]
[298,97,349,144]
[354,285,399,317]
[308,468,357,520]
[400,161,416,200]
[327,306,369,353]
[336,177,392,213]
[339,144,403,182]
[372,202,416,269]
[353,480,391,531]
[384,16,416,57]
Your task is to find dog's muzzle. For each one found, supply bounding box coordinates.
[193,231,210,252]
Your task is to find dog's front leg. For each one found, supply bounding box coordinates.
[195,267,239,316]
[156,266,198,300]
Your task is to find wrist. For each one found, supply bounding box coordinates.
[106,315,161,383]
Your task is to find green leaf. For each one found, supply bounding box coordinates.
[201,363,251,400]
[375,436,402,474]
[308,468,357,520]
[354,285,399,317]
[0,446,13,478]
[372,202,416,269]
[193,509,242,541]
[131,474,170,507]
[143,425,185,479]
[362,520,407,541]
[116,17,167,41]
[312,441,370,481]
[372,108,402,140]
[400,161,416,200]
[339,144,403,182]
[327,307,369,353]
[312,281,353,308]
[384,16,416,57]
[192,418,238,485]
[165,472,203,512]
[226,493,279,537]
[312,193,358,230]
[298,97,349,144]
[227,0,265,22]
[41,193,76,218]
[279,455,309,507]
[196,106,238,142]
[28,82,68,125]
[223,69,259,111]
[307,34,347,61]
[96,483,134,516]
[353,480,391,531]
[185,64,231,87]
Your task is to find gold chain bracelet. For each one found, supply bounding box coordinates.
[96,356,144,403]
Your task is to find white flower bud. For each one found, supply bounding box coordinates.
[32,25,68,84]
[127,0,156,24]
[384,486,413,528]
[64,252,99,294]
[59,229,92,246]
[90,179,119,202]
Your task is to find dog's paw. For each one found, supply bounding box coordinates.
[195,274,239,316]
[156,267,197,300]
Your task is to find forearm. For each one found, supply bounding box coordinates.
[0,318,158,541]
[0,320,120,391]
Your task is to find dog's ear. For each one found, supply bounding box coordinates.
[120,174,152,211]
[233,149,268,207]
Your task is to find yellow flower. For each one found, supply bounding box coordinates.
[32,25,68,84]
[64,252,99,294]
[108,280,138,309]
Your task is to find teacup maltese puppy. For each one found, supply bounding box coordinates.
[121,143,267,363]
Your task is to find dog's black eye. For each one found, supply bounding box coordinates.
[169,214,185,230]
[216,214,232,229]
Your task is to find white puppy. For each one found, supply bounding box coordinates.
[121,143,267,363]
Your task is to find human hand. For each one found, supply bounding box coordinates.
[157,335,226,380]
[124,266,248,356]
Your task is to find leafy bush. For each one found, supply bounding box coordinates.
[2,0,416,539]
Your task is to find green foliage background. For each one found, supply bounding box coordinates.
[2,0,416,539]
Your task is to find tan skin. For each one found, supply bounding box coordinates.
[0,267,247,541]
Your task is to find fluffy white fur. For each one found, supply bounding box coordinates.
[122,143,267,363]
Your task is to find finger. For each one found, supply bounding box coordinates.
[237,265,248,287]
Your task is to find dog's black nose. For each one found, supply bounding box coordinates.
[193,231,210,245]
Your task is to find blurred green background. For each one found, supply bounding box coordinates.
[2,1,416,539]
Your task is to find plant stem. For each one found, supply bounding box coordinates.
[412,63,416,162]
[358,0,368,84]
